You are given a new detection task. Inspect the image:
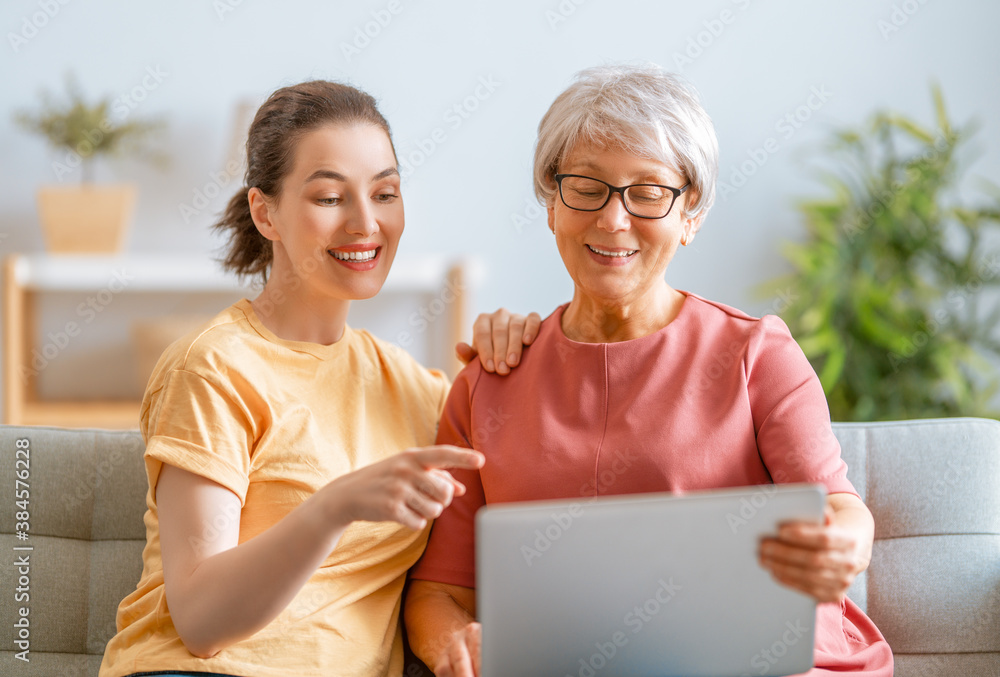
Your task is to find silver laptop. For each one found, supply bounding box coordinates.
[476,484,824,677]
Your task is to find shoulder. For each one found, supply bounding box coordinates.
[148,302,257,383]
[676,292,800,366]
[351,328,451,403]
[680,292,765,330]
[679,291,782,339]
[139,302,263,438]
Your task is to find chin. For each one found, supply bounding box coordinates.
[343,275,391,301]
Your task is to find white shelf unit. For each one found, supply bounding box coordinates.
[3,253,475,429]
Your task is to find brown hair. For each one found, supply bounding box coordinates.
[214,80,396,282]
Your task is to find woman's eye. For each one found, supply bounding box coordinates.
[375,192,399,203]
[318,197,341,206]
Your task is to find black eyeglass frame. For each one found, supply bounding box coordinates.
[554,173,690,220]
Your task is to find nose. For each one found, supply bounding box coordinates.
[346,197,379,237]
[596,190,632,232]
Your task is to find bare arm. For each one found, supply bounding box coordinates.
[759,492,874,603]
[158,446,484,658]
[405,580,481,677]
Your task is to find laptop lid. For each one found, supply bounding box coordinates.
[476,483,825,677]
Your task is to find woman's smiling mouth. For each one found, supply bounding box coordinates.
[330,248,378,262]
[328,245,381,270]
[587,244,638,258]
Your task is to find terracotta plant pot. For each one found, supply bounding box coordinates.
[36,183,137,253]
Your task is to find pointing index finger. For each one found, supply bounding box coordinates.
[411,446,485,471]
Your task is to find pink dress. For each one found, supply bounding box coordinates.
[412,292,893,675]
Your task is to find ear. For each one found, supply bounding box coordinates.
[678,188,705,245]
[547,200,556,233]
[248,187,280,242]
[681,211,705,245]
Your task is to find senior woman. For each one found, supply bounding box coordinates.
[404,64,893,676]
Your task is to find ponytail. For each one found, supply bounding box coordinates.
[214,187,271,283]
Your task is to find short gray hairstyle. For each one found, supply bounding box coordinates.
[533,63,718,220]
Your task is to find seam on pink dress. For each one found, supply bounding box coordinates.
[591,343,611,496]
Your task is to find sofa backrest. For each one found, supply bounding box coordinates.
[0,426,147,676]
[833,417,1000,677]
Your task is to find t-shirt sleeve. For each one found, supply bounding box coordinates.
[409,366,483,588]
[747,315,858,497]
[144,368,257,505]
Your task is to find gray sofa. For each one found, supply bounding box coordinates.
[1,418,999,676]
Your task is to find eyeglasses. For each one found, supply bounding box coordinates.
[554,174,690,219]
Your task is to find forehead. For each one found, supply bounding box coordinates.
[288,123,396,178]
[561,140,681,183]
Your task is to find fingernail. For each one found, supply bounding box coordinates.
[498,362,509,374]
[486,359,494,372]
[507,353,517,365]
[524,334,533,342]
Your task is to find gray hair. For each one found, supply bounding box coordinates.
[533,63,718,220]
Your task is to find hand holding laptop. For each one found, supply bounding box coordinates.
[759,494,873,604]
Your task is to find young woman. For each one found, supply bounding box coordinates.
[99,80,536,677]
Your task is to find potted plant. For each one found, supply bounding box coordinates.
[14,75,166,253]
[762,87,1000,421]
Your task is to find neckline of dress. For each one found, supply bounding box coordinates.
[551,290,695,349]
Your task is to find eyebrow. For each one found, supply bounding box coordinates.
[565,162,675,185]
[304,167,399,183]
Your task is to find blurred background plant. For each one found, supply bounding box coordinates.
[14,73,167,183]
[763,87,1000,421]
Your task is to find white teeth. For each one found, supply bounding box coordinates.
[331,249,377,261]
[588,244,637,258]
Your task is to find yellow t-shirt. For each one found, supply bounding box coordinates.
[99,299,449,677]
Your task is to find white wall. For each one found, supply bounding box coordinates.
[2,0,999,413]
